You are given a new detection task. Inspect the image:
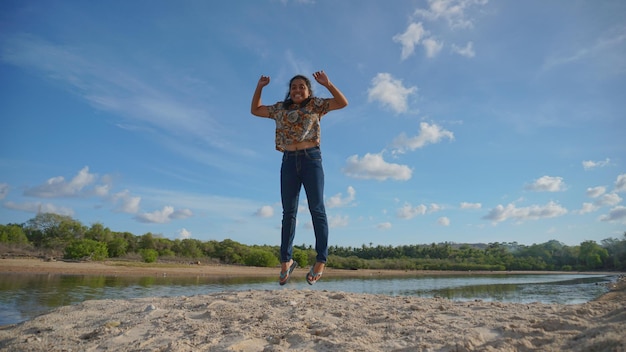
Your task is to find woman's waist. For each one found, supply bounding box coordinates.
[283,141,318,152]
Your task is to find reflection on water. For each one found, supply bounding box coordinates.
[0,273,615,326]
[0,273,277,326]
[314,274,611,305]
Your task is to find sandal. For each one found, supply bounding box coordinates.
[306,263,324,285]
[279,260,298,286]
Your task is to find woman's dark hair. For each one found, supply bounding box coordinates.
[283,74,313,108]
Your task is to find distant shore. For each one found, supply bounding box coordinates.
[0,257,618,279]
[1,257,624,351]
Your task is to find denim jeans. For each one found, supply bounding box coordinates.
[280,146,328,264]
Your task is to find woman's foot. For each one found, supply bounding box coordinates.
[279,260,297,285]
[306,262,325,285]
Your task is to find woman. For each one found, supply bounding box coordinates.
[251,71,348,285]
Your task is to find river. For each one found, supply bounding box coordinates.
[0,272,616,326]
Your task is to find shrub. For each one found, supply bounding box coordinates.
[292,248,309,267]
[106,237,128,258]
[140,249,158,263]
[64,239,108,260]
[243,248,279,267]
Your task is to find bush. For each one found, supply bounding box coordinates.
[64,239,108,260]
[159,249,176,257]
[106,237,128,258]
[140,249,158,263]
[292,248,309,267]
[243,248,279,267]
[0,224,29,244]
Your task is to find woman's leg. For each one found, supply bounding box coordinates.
[302,147,328,264]
[280,153,301,263]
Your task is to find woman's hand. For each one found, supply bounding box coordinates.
[251,75,271,117]
[257,75,270,88]
[312,71,330,87]
[314,70,348,111]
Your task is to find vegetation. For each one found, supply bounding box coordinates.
[1,213,625,272]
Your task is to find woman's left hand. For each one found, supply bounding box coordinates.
[313,71,330,87]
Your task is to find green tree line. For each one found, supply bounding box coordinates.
[1,213,625,272]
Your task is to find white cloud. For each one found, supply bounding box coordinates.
[392,122,454,154]
[397,203,427,219]
[343,153,412,181]
[599,206,626,224]
[483,201,568,223]
[401,0,487,61]
[392,22,428,60]
[582,158,611,170]
[578,190,621,211]
[377,222,392,230]
[0,183,8,200]
[392,22,444,59]
[24,166,96,198]
[327,186,356,208]
[414,0,487,29]
[429,203,444,213]
[135,205,193,224]
[586,186,606,198]
[94,183,111,197]
[177,228,191,239]
[525,176,566,192]
[437,217,450,226]
[255,205,274,218]
[111,190,141,214]
[542,28,626,73]
[367,73,417,114]
[452,41,475,58]
[328,214,349,228]
[615,174,626,192]
[423,37,444,58]
[170,208,193,219]
[460,202,481,209]
[576,202,598,215]
[594,193,622,207]
[4,201,74,216]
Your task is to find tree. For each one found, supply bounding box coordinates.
[0,224,29,244]
[216,239,246,264]
[106,236,129,257]
[602,233,626,270]
[579,240,609,270]
[177,239,204,258]
[25,213,85,249]
[138,233,157,250]
[85,223,112,243]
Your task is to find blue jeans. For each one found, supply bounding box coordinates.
[280,146,328,264]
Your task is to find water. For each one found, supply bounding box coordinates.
[0,273,615,326]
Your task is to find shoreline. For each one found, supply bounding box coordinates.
[1,258,624,351]
[0,257,618,279]
[3,257,623,302]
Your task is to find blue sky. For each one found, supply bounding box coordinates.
[1,0,625,248]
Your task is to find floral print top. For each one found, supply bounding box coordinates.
[266,97,331,152]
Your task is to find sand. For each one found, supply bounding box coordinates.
[0,258,624,351]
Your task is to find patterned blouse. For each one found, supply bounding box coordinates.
[266,97,331,152]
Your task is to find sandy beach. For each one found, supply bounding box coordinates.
[0,258,624,351]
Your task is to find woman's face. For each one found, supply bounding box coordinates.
[290,78,310,104]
